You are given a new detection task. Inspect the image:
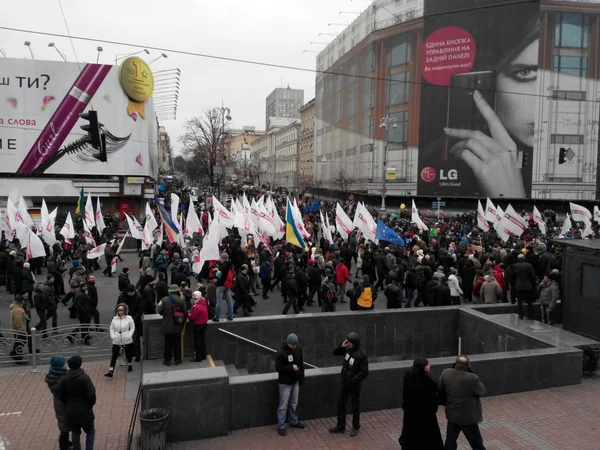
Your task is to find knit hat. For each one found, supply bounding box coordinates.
[126,284,136,293]
[183,258,189,263]
[168,284,180,293]
[286,333,298,345]
[23,262,30,269]
[9,250,16,256]
[67,355,82,369]
[220,253,229,261]
[192,291,202,299]
[518,254,525,259]
[49,355,66,375]
[72,260,80,266]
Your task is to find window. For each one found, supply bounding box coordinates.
[551,134,584,144]
[325,153,332,161]
[349,122,356,133]
[361,46,375,75]
[334,150,342,159]
[360,143,373,153]
[389,34,411,66]
[335,97,342,122]
[554,55,587,77]
[335,72,343,92]
[552,90,586,101]
[555,13,588,49]
[347,59,357,78]
[317,128,324,136]
[388,111,409,144]
[347,88,357,118]
[346,147,356,156]
[388,71,410,106]
[362,115,374,138]
[363,78,374,110]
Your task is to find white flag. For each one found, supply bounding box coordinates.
[110,256,118,274]
[141,222,154,250]
[193,214,221,274]
[485,198,497,224]
[411,200,428,231]
[145,202,158,232]
[353,202,377,243]
[532,206,546,236]
[116,232,129,255]
[335,203,354,240]
[272,205,286,240]
[95,197,106,234]
[212,197,235,229]
[126,214,144,240]
[498,204,527,239]
[320,211,334,244]
[4,198,15,241]
[242,193,251,216]
[16,196,33,228]
[42,207,58,246]
[569,202,593,223]
[561,214,572,236]
[594,205,600,224]
[258,203,277,236]
[185,195,203,237]
[60,212,75,239]
[249,198,260,227]
[86,243,106,259]
[26,229,46,260]
[82,220,97,247]
[170,193,180,224]
[581,219,594,238]
[477,200,490,232]
[291,198,310,238]
[84,193,95,230]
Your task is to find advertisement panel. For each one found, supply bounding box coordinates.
[417,0,540,198]
[0,58,158,179]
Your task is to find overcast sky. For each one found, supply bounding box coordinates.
[1,0,370,153]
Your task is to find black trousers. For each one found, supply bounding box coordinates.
[193,324,207,361]
[270,274,285,291]
[164,333,181,363]
[336,385,361,430]
[516,289,534,319]
[307,283,319,305]
[261,279,270,298]
[374,272,386,291]
[109,343,134,368]
[297,287,308,310]
[444,422,486,450]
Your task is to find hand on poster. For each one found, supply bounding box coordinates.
[444,89,526,198]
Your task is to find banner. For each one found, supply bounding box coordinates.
[126,214,144,240]
[335,202,354,240]
[569,202,593,224]
[532,206,546,236]
[411,200,428,231]
[84,193,95,231]
[353,202,377,243]
[184,195,203,237]
[0,59,158,178]
[498,204,527,239]
[86,243,106,259]
[417,0,538,198]
[561,214,572,236]
[95,197,106,234]
[477,200,489,232]
[145,202,158,232]
[60,212,75,239]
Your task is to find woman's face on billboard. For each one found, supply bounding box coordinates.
[496,39,539,148]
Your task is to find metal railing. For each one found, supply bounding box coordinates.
[0,324,112,372]
[217,328,318,369]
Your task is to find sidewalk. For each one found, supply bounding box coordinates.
[0,361,136,450]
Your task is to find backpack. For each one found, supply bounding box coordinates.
[413,268,426,290]
[224,269,234,289]
[168,295,186,325]
[321,282,337,304]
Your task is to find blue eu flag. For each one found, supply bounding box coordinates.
[375,220,405,246]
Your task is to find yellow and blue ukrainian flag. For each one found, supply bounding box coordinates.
[285,199,307,251]
[155,197,180,243]
[75,187,84,214]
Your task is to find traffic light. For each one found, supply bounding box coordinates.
[559,148,567,164]
[522,152,528,167]
[80,110,106,162]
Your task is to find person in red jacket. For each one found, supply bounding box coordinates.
[188,291,208,362]
[493,264,508,303]
[335,262,351,304]
[472,271,485,304]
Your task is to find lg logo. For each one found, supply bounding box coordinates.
[421,167,458,182]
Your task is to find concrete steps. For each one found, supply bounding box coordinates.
[218,361,249,377]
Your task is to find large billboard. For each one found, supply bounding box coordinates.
[418,0,541,198]
[0,58,158,179]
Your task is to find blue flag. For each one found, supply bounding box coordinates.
[375,220,405,246]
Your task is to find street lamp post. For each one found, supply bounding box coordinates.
[379,112,398,212]
[212,103,232,200]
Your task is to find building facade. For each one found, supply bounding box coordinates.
[275,122,301,191]
[299,99,316,189]
[265,87,304,129]
[158,126,172,173]
[314,0,600,200]
[227,126,266,163]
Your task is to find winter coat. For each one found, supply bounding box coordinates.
[70,267,87,286]
[156,280,169,301]
[384,282,403,309]
[188,297,208,325]
[493,265,507,292]
[206,283,217,307]
[333,340,369,389]
[512,261,536,291]
[216,261,233,287]
[10,302,26,332]
[118,272,130,292]
[432,269,445,285]
[22,268,35,292]
[43,282,57,311]
[448,274,463,297]
[110,305,136,345]
[355,281,376,309]
[434,284,452,306]
[538,280,559,310]
[399,370,444,450]
[284,272,298,297]
[335,263,350,285]
[143,283,157,315]
[439,365,485,426]
[86,281,99,309]
[374,253,388,273]
[74,291,92,321]
[58,368,96,429]
[157,293,188,336]
[480,276,503,304]
[235,272,251,301]
[473,276,485,297]
[259,262,272,281]
[117,292,143,326]
[34,287,47,311]
[45,372,69,433]
[307,265,321,285]
[275,341,305,385]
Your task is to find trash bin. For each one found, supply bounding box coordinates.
[582,345,600,375]
[140,408,170,450]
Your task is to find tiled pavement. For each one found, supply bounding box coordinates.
[1,359,600,450]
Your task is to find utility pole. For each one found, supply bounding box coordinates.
[379,112,398,211]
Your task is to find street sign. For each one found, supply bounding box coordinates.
[432,201,446,208]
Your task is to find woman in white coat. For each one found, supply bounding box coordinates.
[105,303,135,377]
[447,268,463,306]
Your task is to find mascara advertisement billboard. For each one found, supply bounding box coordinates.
[0,58,158,179]
[417,0,540,198]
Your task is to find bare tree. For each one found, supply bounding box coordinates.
[331,167,355,192]
[179,108,230,192]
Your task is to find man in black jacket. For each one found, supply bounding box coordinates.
[513,254,537,320]
[86,275,100,328]
[275,333,306,436]
[74,283,92,344]
[282,268,300,315]
[235,265,252,317]
[306,260,321,306]
[59,355,96,450]
[43,275,58,330]
[118,285,143,361]
[329,332,369,437]
[33,282,48,333]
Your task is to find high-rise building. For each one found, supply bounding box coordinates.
[299,99,316,189]
[265,87,304,128]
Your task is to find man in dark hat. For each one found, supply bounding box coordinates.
[58,355,96,450]
[329,332,369,437]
